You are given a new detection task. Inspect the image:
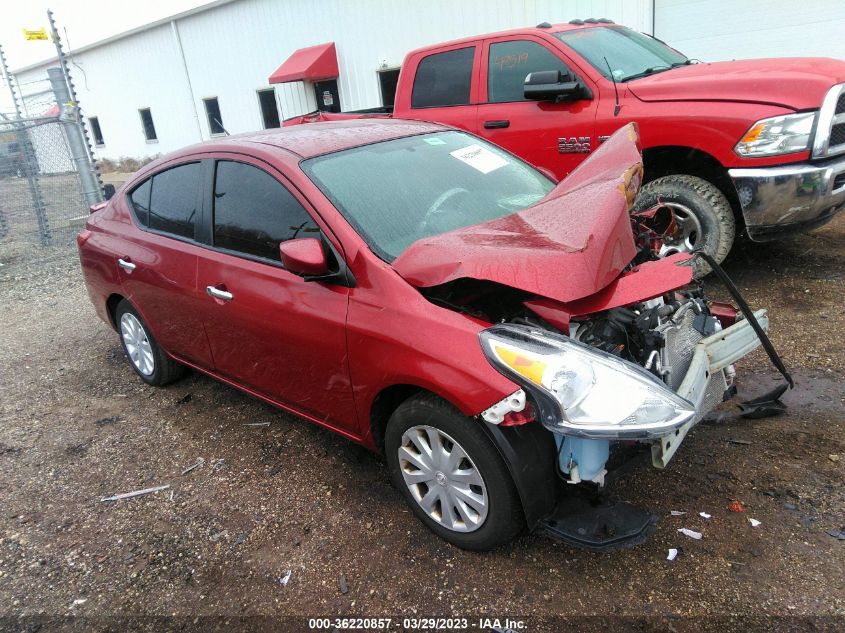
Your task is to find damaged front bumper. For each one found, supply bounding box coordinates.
[651,308,768,468]
[481,308,770,470]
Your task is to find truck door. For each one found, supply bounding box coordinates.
[476,36,599,180]
[398,43,481,133]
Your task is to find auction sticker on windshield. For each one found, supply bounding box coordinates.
[450,143,508,174]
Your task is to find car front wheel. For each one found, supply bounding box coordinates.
[115,299,186,386]
[385,394,523,550]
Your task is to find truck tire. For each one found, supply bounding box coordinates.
[385,393,524,550]
[631,175,735,277]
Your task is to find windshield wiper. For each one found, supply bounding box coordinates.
[620,59,692,82]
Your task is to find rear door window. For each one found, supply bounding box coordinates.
[487,40,571,103]
[129,178,151,227]
[411,47,475,108]
[212,160,319,262]
[148,162,201,239]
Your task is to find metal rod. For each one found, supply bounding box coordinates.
[170,20,203,141]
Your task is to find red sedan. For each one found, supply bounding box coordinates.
[78,119,775,550]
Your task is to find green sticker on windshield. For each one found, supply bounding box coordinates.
[424,137,447,146]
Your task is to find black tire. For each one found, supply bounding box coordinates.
[384,393,524,550]
[114,299,186,386]
[632,174,736,277]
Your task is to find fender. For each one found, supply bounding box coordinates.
[479,421,558,529]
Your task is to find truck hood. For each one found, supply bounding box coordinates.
[392,124,645,304]
[628,58,845,110]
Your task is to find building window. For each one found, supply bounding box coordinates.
[411,47,474,109]
[204,97,225,135]
[89,116,105,146]
[378,68,400,108]
[257,89,281,129]
[139,108,157,142]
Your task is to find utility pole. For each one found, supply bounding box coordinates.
[47,8,103,204]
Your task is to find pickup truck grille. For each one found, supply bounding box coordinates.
[832,123,845,148]
[815,83,845,159]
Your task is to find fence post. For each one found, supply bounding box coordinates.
[1,43,51,245]
[47,67,101,210]
[48,9,104,203]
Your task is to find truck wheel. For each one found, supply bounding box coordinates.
[631,175,735,276]
[384,393,524,550]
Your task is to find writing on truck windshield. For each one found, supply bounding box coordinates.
[556,26,689,82]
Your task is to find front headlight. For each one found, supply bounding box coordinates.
[735,112,816,157]
[479,324,695,439]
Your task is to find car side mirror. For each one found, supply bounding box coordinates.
[524,70,584,102]
[279,238,329,277]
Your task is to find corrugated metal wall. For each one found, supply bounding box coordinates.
[655,0,845,62]
[14,0,652,160]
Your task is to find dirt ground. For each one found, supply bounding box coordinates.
[1,216,844,632]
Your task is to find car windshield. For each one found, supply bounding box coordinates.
[556,26,688,82]
[301,131,554,261]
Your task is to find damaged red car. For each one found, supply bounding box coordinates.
[78,119,783,550]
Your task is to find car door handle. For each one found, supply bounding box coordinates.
[206,285,233,301]
[483,119,510,129]
[117,258,136,271]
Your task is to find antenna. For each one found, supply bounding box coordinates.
[603,56,621,117]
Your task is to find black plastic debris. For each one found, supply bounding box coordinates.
[95,416,123,427]
[826,528,845,540]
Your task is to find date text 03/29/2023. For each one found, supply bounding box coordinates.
[307,617,527,630]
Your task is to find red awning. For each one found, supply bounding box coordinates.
[268,42,339,84]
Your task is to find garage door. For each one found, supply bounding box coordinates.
[655,0,845,62]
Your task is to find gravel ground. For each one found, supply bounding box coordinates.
[0,217,844,632]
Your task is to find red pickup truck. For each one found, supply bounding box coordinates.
[287,19,845,274]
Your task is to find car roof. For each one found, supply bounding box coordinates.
[187,118,448,159]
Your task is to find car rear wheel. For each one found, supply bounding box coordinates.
[385,393,523,550]
[631,174,736,277]
[115,299,186,386]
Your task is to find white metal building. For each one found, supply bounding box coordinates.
[10,0,845,161]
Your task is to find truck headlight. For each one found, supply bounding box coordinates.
[478,324,695,439]
[735,112,816,157]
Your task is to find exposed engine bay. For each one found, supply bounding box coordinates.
[420,277,735,394]
[422,273,745,488]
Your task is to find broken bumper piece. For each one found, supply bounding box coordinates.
[652,309,768,467]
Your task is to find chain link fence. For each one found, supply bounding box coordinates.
[0,114,90,266]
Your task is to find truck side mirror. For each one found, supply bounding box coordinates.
[524,70,585,102]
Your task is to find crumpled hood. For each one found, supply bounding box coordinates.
[628,58,845,110]
[392,124,643,304]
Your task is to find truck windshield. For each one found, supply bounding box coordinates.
[556,26,688,82]
[302,131,554,261]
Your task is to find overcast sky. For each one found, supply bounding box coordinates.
[1,0,211,113]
